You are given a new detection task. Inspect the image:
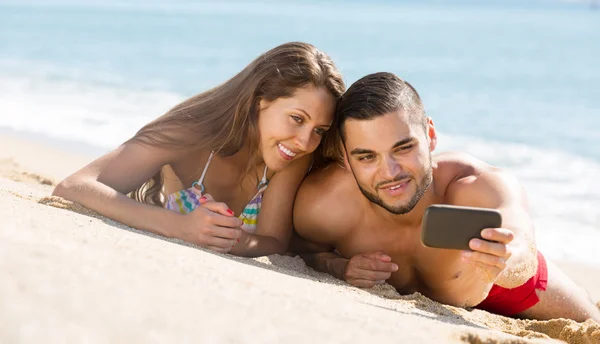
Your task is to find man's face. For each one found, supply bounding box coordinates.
[343,111,436,215]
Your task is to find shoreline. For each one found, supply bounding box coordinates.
[0,127,109,160]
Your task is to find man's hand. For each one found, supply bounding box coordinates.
[462,228,514,283]
[344,251,399,288]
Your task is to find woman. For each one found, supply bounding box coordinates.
[53,42,345,257]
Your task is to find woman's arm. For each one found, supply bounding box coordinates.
[53,141,242,252]
[53,142,182,236]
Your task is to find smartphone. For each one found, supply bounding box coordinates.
[420,204,502,250]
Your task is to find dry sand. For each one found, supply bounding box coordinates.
[1,133,599,344]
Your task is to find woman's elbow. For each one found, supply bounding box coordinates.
[268,238,289,256]
[264,238,288,256]
[52,177,80,201]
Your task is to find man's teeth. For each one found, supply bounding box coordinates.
[278,143,297,157]
[388,183,404,190]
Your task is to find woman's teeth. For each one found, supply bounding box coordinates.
[278,143,297,158]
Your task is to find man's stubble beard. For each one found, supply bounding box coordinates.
[351,155,433,215]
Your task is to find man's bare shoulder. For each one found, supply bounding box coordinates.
[293,163,362,243]
[433,151,498,182]
[435,152,523,207]
[297,162,362,220]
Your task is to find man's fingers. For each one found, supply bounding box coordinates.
[469,238,511,258]
[353,270,393,282]
[365,251,392,262]
[473,262,503,283]
[355,258,398,272]
[481,228,514,244]
[461,254,504,283]
[462,251,507,269]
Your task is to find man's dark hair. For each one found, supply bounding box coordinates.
[336,72,426,142]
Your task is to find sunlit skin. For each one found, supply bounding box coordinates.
[344,112,433,216]
[293,110,600,322]
[258,85,336,172]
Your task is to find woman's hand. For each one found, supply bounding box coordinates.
[175,194,243,253]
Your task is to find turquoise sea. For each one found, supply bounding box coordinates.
[1,0,599,265]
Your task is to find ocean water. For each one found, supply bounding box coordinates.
[1,0,599,265]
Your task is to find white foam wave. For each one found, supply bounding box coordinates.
[0,75,183,150]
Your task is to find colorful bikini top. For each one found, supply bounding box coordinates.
[164,151,269,233]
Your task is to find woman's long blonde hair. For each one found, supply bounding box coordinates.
[128,42,345,206]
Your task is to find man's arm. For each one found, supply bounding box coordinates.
[292,172,398,287]
[291,222,399,287]
[300,251,349,281]
[449,169,538,290]
[291,174,348,278]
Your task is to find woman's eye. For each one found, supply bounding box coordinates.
[291,115,303,124]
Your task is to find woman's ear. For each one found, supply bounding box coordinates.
[257,97,272,113]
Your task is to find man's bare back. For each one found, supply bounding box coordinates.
[292,72,600,323]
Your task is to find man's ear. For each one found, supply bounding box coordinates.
[426,117,437,152]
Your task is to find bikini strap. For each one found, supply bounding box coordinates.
[258,165,269,189]
[191,151,214,193]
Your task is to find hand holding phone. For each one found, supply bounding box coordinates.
[420,204,502,250]
[463,226,515,283]
[421,204,514,283]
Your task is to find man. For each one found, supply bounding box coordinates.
[292,72,600,322]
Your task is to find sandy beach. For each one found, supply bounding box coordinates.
[1,133,599,344]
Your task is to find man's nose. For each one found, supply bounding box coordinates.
[380,155,401,180]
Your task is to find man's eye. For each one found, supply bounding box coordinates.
[396,144,414,152]
[358,155,374,161]
[314,128,327,136]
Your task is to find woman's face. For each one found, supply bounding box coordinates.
[257,84,336,172]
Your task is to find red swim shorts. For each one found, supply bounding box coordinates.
[476,251,548,317]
